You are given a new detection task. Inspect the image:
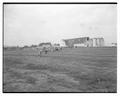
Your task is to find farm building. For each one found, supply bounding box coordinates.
[63,37,104,47]
[38,42,52,49]
[52,43,62,51]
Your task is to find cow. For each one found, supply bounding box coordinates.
[37,47,48,56]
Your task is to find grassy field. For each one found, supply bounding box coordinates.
[3,47,117,92]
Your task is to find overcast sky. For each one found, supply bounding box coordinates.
[4,4,117,46]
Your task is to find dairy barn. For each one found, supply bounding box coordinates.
[63,37,104,48]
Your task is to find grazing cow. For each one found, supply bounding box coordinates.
[36,46,51,56]
[36,42,52,56]
[38,47,47,56]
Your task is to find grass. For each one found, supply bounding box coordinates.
[3,47,117,92]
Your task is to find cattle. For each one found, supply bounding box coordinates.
[36,47,48,56]
[35,43,62,56]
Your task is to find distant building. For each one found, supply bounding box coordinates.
[63,37,104,47]
[38,42,52,48]
[111,43,117,47]
[52,43,62,51]
[53,43,60,47]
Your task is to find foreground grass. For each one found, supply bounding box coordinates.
[3,47,117,92]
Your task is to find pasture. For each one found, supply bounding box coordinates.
[3,47,117,92]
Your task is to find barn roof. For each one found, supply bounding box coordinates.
[63,37,89,41]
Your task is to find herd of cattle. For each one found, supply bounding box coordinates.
[36,45,62,56]
[4,43,63,56]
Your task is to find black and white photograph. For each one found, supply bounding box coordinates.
[3,2,117,93]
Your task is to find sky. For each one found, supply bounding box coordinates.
[4,4,117,46]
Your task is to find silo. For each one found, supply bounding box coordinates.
[92,38,96,47]
[101,38,104,46]
[89,39,93,47]
[99,38,102,47]
[97,38,101,47]
[96,38,98,47]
